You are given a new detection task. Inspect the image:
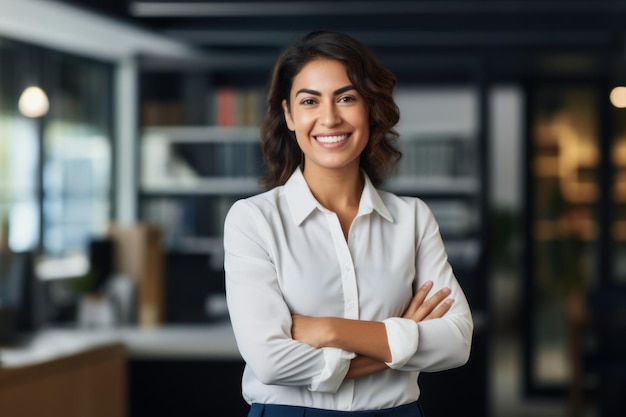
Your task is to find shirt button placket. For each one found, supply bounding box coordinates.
[337,381,353,411]
[326,213,356,410]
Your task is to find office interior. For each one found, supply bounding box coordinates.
[1,0,626,416]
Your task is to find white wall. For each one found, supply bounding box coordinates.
[489,86,523,210]
[394,87,478,136]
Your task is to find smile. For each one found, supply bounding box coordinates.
[314,134,349,144]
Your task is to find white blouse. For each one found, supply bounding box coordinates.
[223,168,473,412]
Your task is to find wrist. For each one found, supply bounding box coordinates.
[324,317,341,348]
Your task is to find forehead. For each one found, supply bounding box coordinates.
[291,59,351,91]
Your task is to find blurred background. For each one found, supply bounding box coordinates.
[1,0,626,416]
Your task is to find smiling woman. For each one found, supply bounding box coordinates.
[282,59,370,184]
[223,31,473,417]
[260,30,401,189]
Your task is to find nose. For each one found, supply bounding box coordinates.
[320,102,341,126]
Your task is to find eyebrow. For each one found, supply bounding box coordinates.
[295,85,356,97]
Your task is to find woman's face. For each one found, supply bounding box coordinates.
[282,58,369,176]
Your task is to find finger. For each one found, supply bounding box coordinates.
[412,287,451,321]
[424,298,454,320]
[403,281,432,318]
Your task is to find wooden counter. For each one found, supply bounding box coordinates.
[0,342,127,417]
[0,323,243,417]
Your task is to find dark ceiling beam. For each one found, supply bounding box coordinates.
[137,48,596,74]
[138,51,278,71]
[129,1,626,17]
[138,50,475,71]
[164,29,611,48]
[164,30,297,46]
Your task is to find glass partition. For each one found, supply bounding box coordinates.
[526,84,599,392]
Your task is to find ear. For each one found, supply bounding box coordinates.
[282,99,295,131]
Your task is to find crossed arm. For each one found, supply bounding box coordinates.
[291,280,454,379]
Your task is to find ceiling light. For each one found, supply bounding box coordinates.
[610,86,626,108]
[18,86,50,118]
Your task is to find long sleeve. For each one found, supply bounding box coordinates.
[385,200,473,372]
[224,199,354,392]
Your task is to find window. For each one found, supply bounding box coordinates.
[0,37,113,256]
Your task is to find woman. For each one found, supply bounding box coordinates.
[224,30,473,417]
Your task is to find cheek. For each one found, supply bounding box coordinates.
[354,116,370,143]
[362,123,370,139]
[347,107,369,130]
[292,112,316,131]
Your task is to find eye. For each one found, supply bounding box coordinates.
[300,98,317,106]
[338,95,356,103]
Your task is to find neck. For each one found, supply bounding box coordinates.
[302,164,363,213]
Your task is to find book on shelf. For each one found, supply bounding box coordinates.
[241,89,265,126]
[141,100,185,126]
[216,87,236,126]
[208,87,265,127]
[395,136,474,179]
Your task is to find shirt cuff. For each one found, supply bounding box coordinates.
[308,347,356,393]
[383,317,419,369]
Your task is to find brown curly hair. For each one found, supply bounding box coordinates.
[260,30,402,188]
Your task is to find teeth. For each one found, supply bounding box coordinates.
[315,134,348,143]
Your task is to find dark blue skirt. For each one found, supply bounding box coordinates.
[248,401,424,417]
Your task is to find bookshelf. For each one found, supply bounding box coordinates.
[137,71,486,323]
[138,125,264,276]
[139,126,481,256]
[140,126,264,194]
